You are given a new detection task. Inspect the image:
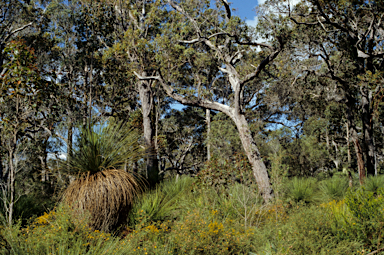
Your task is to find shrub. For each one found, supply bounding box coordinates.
[125,208,258,254]
[225,183,265,229]
[364,175,384,194]
[129,176,194,226]
[195,153,254,191]
[318,176,349,202]
[263,205,363,254]
[323,187,384,252]
[284,177,317,204]
[0,205,131,255]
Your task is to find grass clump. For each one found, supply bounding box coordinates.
[284,177,317,204]
[129,176,194,226]
[364,175,384,194]
[318,176,349,202]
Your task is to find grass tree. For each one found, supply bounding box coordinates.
[62,119,145,232]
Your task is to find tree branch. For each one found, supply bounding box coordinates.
[134,71,233,116]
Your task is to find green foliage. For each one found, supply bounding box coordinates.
[258,204,363,254]
[129,176,194,226]
[64,119,144,175]
[324,187,384,251]
[344,188,384,246]
[284,177,317,204]
[318,176,349,202]
[12,192,56,225]
[0,205,129,255]
[195,153,254,190]
[364,175,384,194]
[3,177,382,255]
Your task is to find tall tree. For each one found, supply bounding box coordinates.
[0,40,61,225]
[286,0,384,178]
[135,0,290,201]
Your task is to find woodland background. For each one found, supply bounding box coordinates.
[1,0,384,253]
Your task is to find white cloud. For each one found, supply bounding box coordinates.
[246,0,302,28]
[257,0,267,5]
[246,16,258,28]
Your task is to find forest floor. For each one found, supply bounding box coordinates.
[1,175,384,254]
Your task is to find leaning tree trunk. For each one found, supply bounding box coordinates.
[231,113,273,202]
[138,77,159,186]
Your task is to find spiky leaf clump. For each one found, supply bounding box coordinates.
[65,120,145,175]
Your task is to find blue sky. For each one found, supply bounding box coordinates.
[230,1,259,22]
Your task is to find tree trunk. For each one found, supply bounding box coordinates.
[67,120,73,171]
[138,77,158,186]
[353,137,365,185]
[346,122,353,187]
[0,136,3,182]
[361,87,375,176]
[231,113,273,202]
[206,108,211,161]
[347,95,365,184]
[7,144,15,226]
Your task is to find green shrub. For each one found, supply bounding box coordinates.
[318,176,349,202]
[129,176,194,226]
[225,183,265,229]
[284,177,317,204]
[126,208,258,255]
[195,153,254,191]
[252,203,363,254]
[323,187,384,252]
[364,175,384,194]
[0,205,132,255]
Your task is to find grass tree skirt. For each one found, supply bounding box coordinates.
[63,169,142,232]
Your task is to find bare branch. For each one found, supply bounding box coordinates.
[220,0,231,21]
[178,38,200,44]
[4,22,33,42]
[134,71,232,115]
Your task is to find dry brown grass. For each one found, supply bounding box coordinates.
[62,169,144,232]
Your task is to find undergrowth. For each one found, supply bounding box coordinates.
[2,175,384,254]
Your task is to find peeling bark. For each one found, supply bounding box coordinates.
[138,76,159,185]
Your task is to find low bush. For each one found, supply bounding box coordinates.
[284,177,317,204]
[318,176,349,202]
[0,205,130,255]
[129,176,194,226]
[364,175,384,194]
[3,176,384,255]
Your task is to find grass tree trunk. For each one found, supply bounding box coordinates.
[138,76,159,186]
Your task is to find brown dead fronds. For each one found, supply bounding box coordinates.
[63,169,144,232]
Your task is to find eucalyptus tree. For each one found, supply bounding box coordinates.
[0,0,50,184]
[284,0,384,179]
[0,39,63,225]
[135,0,291,201]
[101,0,173,185]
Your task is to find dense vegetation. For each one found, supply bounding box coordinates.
[1,0,384,254]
